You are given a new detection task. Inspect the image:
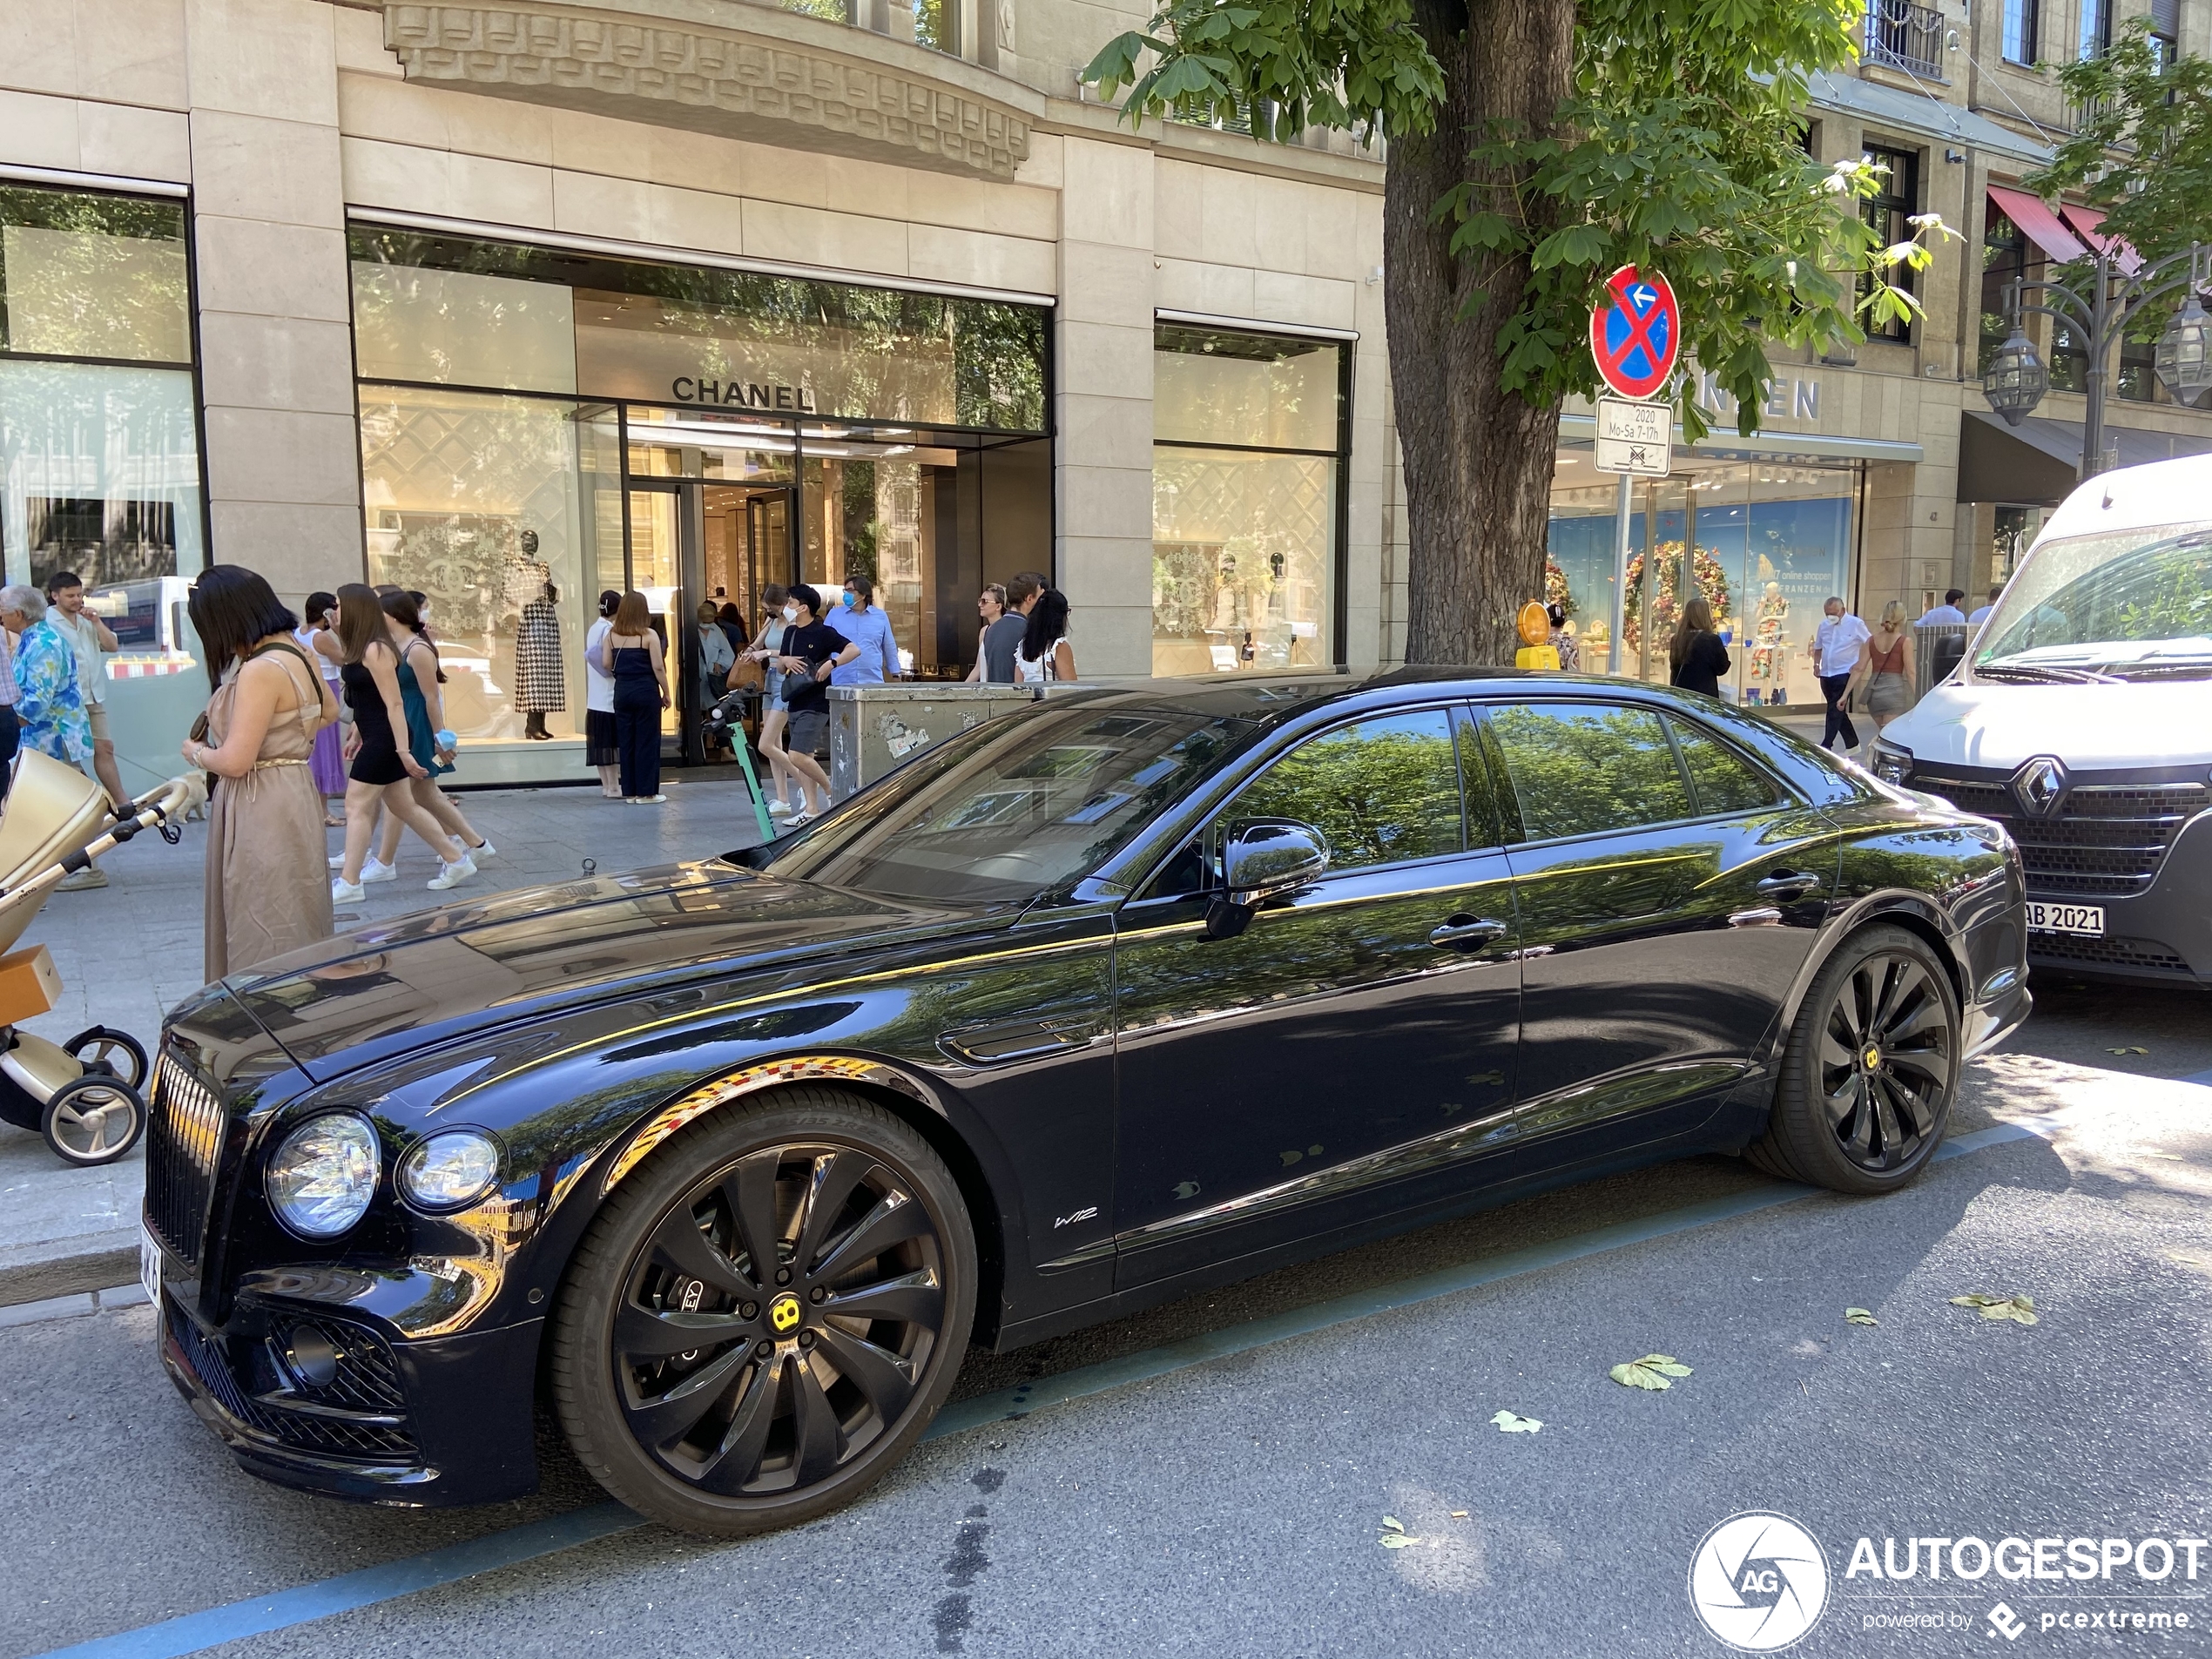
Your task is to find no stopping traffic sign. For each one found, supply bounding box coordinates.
[1589,266,1679,401]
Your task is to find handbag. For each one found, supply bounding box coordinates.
[779,664,817,704]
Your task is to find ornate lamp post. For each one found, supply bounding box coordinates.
[1981,240,2212,476]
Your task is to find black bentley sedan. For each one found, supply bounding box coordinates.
[143,672,2029,1535]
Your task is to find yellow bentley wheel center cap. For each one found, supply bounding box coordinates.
[1863,1046,1882,1069]
[769,1292,802,1334]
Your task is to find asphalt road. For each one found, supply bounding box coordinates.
[3,978,2209,1659]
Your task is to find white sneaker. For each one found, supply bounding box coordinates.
[427,855,475,891]
[468,840,496,862]
[331,877,365,902]
[638,793,667,805]
[766,799,792,817]
[327,852,345,870]
[360,857,396,884]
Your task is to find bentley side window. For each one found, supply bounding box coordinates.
[1227,708,1464,873]
[1486,702,1692,842]
[1666,715,1783,816]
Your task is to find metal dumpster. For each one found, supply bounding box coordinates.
[827,683,1038,802]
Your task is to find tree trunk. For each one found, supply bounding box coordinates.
[1385,0,1575,665]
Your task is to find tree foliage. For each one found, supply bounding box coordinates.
[2028,21,2212,266]
[1083,0,1951,442]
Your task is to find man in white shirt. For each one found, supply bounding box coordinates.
[1809,596,1870,753]
[1967,583,2003,625]
[44,570,122,811]
[1917,588,1967,627]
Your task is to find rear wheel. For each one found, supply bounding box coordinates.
[1749,923,1959,1195]
[64,1026,147,1091]
[551,1087,975,1536]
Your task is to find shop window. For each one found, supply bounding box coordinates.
[1667,716,1781,816]
[352,264,577,394]
[1858,146,1920,344]
[0,185,190,365]
[1979,206,2029,377]
[1229,709,1462,871]
[1152,326,1345,677]
[2048,318,2088,393]
[1486,703,1692,842]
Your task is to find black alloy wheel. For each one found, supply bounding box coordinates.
[553,1088,974,1535]
[1749,923,1959,1195]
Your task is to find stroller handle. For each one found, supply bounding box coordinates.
[0,770,210,934]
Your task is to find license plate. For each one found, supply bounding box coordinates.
[2027,900,2105,936]
[139,1223,162,1313]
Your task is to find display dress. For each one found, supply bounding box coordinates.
[516,593,565,739]
[1747,584,1790,705]
[203,644,333,981]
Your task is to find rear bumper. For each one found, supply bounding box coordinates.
[158,1286,543,1508]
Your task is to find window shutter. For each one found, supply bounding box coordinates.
[2153,0,2180,35]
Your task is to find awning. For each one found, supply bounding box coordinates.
[1804,71,2054,167]
[1959,409,2212,503]
[1987,185,2088,265]
[2058,204,2142,276]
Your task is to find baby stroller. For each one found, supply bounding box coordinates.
[0,751,206,1165]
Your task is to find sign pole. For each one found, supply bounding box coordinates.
[1610,472,1632,678]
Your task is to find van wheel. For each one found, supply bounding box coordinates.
[1749,924,1959,1195]
[551,1087,974,1536]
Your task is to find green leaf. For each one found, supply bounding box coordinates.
[1844,1307,1878,1326]
[1951,1293,2038,1325]
[1609,1353,1689,1391]
[1380,1515,1404,1532]
[1490,1409,1544,1433]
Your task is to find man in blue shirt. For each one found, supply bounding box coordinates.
[826,573,900,685]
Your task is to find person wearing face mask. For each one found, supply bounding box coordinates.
[769,584,839,824]
[739,583,800,817]
[826,571,899,687]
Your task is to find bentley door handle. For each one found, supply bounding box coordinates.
[1756,872,1823,897]
[1431,915,1509,949]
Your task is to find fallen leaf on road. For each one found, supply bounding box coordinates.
[1844,1307,1878,1326]
[1450,1510,1469,1519]
[1950,1293,2037,1325]
[2168,1252,2209,1268]
[1490,1409,1543,1433]
[2107,1046,2149,1055]
[1378,1516,1420,1548]
[2143,1152,2184,1161]
[1609,1353,1693,1390]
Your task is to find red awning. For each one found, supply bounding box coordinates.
[1987,185,2089,265]
[2059,204,2143,275]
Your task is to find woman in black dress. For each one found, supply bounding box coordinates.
[1669,595,1732,699]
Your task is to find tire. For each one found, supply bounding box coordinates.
[40,1074,146,1165]
[1748,923,1959,1195]
[551,1086,976,1537]
[64,1026,148,1091]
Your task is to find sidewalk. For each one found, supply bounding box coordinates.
[0,770,771,1305]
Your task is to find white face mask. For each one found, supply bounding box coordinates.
[782,604,799,623]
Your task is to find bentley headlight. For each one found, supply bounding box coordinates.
[395,1130,501,1212]
[1871,739,1913,786]
[266,1113,380,1239]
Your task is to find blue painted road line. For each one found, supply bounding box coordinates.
[28,1120,2045,1659]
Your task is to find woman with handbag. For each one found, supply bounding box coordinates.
[597,590,671,804]
[181,565,340,981]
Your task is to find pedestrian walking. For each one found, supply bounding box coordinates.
[329,583,475,900]
[1546,602,1581,672]
[741,583,800,817]
[1968,584,2003,626]
[968,583,1027,684]
[361,590,495,877]
[827,572,900,685]
[1860,600,1915,739]
[1917,589,1967,627]
[181,565,338,981]
[298,590,347,826]
[1668,596,1730,698]
[767,583,839,823]
[2,584,97,884]
[44,570,124,810]
[583,589,621,798]
[1015,588,1076,684]
[1809,596,1871,753]
[598,590,670,804]
[695,600,738,759]
[715,601,750,660]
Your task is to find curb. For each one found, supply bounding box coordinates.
[0,1234,138,1310]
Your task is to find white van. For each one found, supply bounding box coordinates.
[1871,454,2211,986]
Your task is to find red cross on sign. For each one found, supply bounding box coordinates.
[1589,266,1680,401]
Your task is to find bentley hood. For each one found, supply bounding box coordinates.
[206,860,1000,1081]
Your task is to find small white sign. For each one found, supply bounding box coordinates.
[1593,395,1672,476]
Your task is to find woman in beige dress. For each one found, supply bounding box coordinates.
[183,566,340,982]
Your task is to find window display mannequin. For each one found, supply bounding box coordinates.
[514,534,565,739]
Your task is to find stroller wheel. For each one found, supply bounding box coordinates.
[41,1075,146,1165]
[64,1026,148,1091]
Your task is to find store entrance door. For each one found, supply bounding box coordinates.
[673,481,798,764]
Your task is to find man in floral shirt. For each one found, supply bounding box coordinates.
[0,583,92,766]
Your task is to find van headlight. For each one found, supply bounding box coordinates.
[1871,739,1913,786]
[266,1112,381,1239]
[395,1130,502,1212]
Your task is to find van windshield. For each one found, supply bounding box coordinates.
[1973,523,2212,683]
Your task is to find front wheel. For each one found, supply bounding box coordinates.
[1749,923,1959,1195]
[551,1087,976,1536]
[41,1074,146,1164]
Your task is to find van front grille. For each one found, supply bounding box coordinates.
[1912,772,2209,898]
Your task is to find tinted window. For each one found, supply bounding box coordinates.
[1668,716,1781,816]
[1487,702,1691,841]
[1454,707,1503,847]
[1230,709,1463,871]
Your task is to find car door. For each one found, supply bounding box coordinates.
[1110,704,1522,1289]
[1481,698,1838,1168]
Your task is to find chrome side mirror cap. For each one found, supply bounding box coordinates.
[1222,819,1329,907]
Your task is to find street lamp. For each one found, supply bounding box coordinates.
[1980,239,2212,475]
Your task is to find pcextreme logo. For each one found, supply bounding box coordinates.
[1689,1512,1831,1651]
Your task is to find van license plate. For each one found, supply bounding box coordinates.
[2027,901,2104,936]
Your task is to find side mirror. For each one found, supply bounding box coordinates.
[1222,819,1329,907]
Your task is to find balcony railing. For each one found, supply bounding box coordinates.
[1865,0,1947,79]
